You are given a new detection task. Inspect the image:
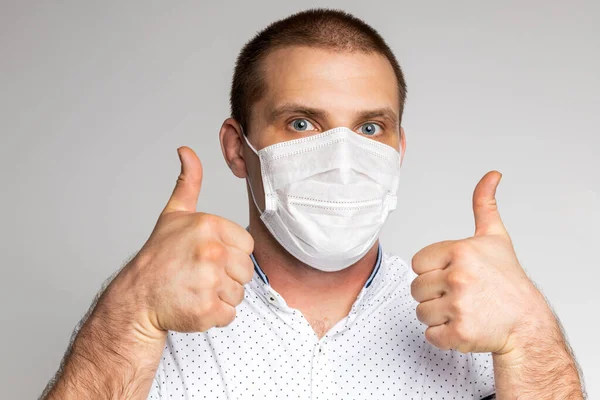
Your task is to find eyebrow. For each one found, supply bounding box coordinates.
[357,108,399,127]
[267,103,399,127]
[267,103,327,124]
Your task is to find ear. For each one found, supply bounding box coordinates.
[219,118,247,179]
[400,126,407,166]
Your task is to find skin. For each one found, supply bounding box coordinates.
[42,45,585,399]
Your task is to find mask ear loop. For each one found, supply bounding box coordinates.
[240,125,259,155]
[240,125,264,214]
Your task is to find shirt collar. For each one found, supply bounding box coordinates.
[249,242,383,289]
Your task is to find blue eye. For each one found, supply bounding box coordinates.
[290,119,315,131]
[360,123,382,136]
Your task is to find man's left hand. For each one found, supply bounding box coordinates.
[410,171,555,355]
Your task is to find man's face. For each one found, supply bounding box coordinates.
[224,45,406,213]
[247,45,404,152]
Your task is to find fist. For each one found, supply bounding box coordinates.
[410,171,550,355]
[112,146,254,335]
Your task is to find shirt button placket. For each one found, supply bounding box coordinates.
[312,341,335,400]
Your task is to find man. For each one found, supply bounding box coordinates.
[42,8,585,399]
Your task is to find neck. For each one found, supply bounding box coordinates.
[247,202,379,334]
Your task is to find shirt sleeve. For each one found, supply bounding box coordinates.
[146,343,168,399]
[147,374,163,399]
[469,351,496,399]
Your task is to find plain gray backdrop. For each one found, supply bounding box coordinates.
[1,1,598,399]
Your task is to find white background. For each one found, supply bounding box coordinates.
[1,1,598,398]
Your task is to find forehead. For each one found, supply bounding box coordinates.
[256,45,400,116]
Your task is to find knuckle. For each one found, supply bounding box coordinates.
[446,269,470,288]
[425,327,442,348]
[410,276,424,299]
[453,321,473,344]
[241,232,255,255]
[197,297,217,316]
[411,252,420,265]
[424,327,433,342]
[451,241,474,261]
[242,261,255,284]
[449,297,463,315]
[235,286,246,305]
[410,254,421,272]
[198,269,221,290]
[225,307,237,324]
[200,241,226,262]
[195,212,220,232]
[194,212,209,228]
[216,307,237,327]
[233,257,254,285]
[415,303,427,323]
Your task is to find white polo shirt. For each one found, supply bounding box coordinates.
[147,245,496,399]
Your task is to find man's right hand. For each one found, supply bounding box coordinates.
[43,146,254,400]
[108,146,255,336]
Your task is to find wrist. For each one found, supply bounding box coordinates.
[100,259,168,344]
[490,304,584,399]
[493,296,560,365]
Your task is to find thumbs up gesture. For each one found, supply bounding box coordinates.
[410,171,553,355]
[107,146,255,336]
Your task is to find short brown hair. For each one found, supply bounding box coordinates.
[230,8,407,134]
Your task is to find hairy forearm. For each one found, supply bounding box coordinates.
[42,261,167,400]
[46,313,164,399]
[492,307,586,399]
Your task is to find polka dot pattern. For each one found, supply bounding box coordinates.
[147,252,495,399]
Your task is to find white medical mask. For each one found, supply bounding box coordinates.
[243,126,402,272]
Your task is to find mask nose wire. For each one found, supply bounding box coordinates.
[240,125,264,214]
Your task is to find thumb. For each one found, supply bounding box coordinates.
[472,170,507,237]
[162,146,203,214]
